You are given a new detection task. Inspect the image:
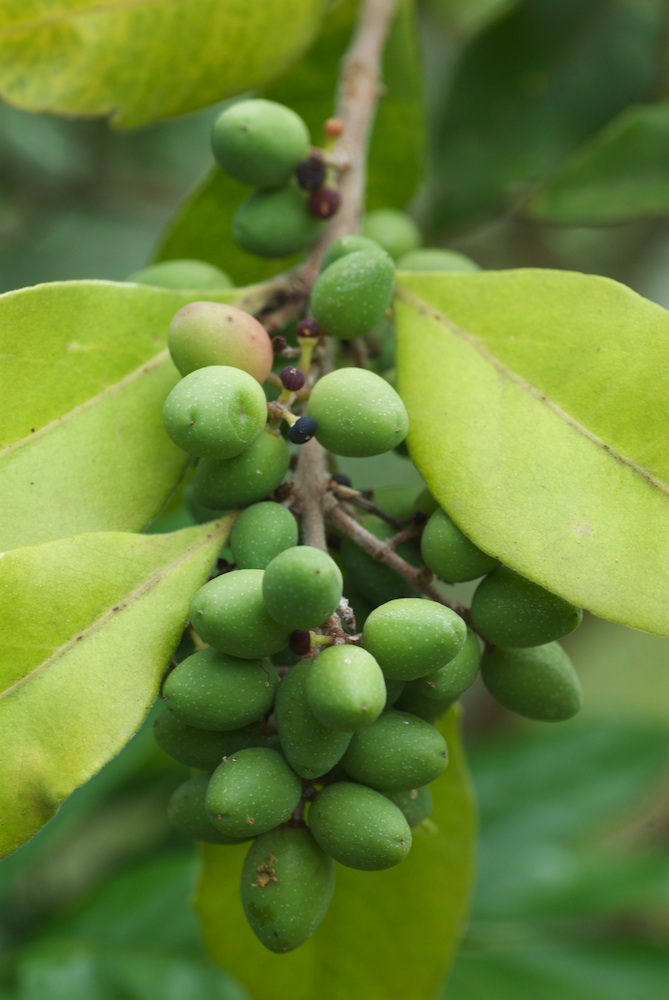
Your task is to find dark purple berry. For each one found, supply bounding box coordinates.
[280,366,306,391]
[331,473,352,487]
[289,629,312,656]
[295,155,327,192]
[272,335,288,353]
[295,318,321,340]
[287,415,318,444]
[308,188,341,220]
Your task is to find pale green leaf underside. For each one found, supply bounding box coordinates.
[395,269,669,636]
[0,0,326,127]
[0,280,244,550]
[195,707,475,1000]
[0,520,233,858]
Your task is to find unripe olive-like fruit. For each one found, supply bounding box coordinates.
[362,209,421,260]
[310,249,395,340]
[420,508,500,582]
[262,546,343,630]
[153,711,267,771]
[241,826,335,953]
[304,645,386,731]
[190,569,290,658]
[308,782,411,870]
[162,366,267,460]
[396,628,481,722]
[212,99,310,189]
[233,183,323,258]
[481,642,583,721]
[162,648,278,730]
[396,248,480,271]
[183,479,226,524]
[192,430,290,510]
[341,710,448,791]
[319,234,388,272]
[307,367,408,457]
[229,502,299,570]
[206,747,302,838]
[384,785,433,827]
[384,677,406,706]
[274,659,352,778]
[471,566,583,648]
[128,259,233,289]
[363,597,467,681]
[168,773,249,845]
[168,301,273,383]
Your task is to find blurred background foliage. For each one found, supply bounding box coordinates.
[1,0,668,996]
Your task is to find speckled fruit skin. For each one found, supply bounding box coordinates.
[362,208,421,260]
[189,569,290,659]
[308,782,412,870]
[304,645,386,731]
[241,826,335,953]
[191,430,290,511]
[230,502,299,569]
[420,508,500,582]
[341,709,448,791]
[309,248,395,339]
[396,248,480,271]
[168,773,250,845]
[384,785,433,828]
[396,628,481,722]
[233,183,323,258]
[362,597,467,681]
[262,546,343,630]
[128,259,234,289]
[153,711,266,771]
[307,367,409,458]
[471,566,583,648]
[211,99,310,189]
[205,747,302,838]
[162,648,278,731]
[162,365,267,460]
[168,301,273,383]
[319,234,388,272]
[481,642,583,721]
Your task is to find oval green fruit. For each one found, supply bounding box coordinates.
[241,826,335,953]
[168,773,249,845]
[341,709,448,791]
[396,628,481,722]
[153,710,266,770]
[362,209,421,260]
[168,301,273,383]
[481,642,583,721]
[274,660,352,778]
[304,645,386,731]
[384,785,433,828]
[212,99,310,189]
[262,546,343,630]
[420,508,500,582]
[206,747,302,838]
[307,367,408,457]
[319,234,388,272]
[233,182,323,258]
[471,566,583,647]
[192,430,290,510]
[363,597,467,681]
[310,248,395,340]
[308,782,411,870]
[128,258,233,289]
[189,569,290,658]
[396,248,480,271]
[230,502,299,569]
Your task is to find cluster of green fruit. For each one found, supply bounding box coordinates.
[151,97,585,954]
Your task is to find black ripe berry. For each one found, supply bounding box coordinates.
[296,155,327,192]
[308,188,341,220]
[331,472,352,487]
[289,629,312,656]
[288,415,318,444]
[272,335,288,353]
[295,318,321,340]
[280,366,306,391]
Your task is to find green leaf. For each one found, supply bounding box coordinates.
[394,269,669,636]
[431,0,664,228]
[0,0,326,128]
[194,707,476,1000]
[0,280,249,550]
[0,519,232,858]
[528,103,669,223]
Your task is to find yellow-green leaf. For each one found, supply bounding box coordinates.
[395,269,669,636]
[0,0,326,128]
[0,519,232,857]
[0,280,248,550]
[195,707,476,1000]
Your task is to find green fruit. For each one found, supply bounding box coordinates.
[362,597,467,681]
[310,249,395,339]
[211,99,310,189]
[471,566,584,647]
[162,365,267,460]
[153,710,266,770]
[396,248,480,271]
[362,209,421,260]
[183,479,226,524]
[192,430,290,510]
[230,502,299,569]
[127,259,233,289]
[189,569,290,658]
[384,785,433,827]
[168,301,273,383]
[307,367,408,457]
[384,677,406,706]
[274,659,352,778]
[341,709,448,791]
[420,508,500,582]
[480,642,583,721]
[319,234,388,272]
[206,747,302,838]
[304,645,386,731]
[308,782,411,870]
[162,648,278,730]
[262,546,343,630]
[168,773,249,845]
[241,826,335,953]
[233,182,323,258]
[396,629,481,721]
